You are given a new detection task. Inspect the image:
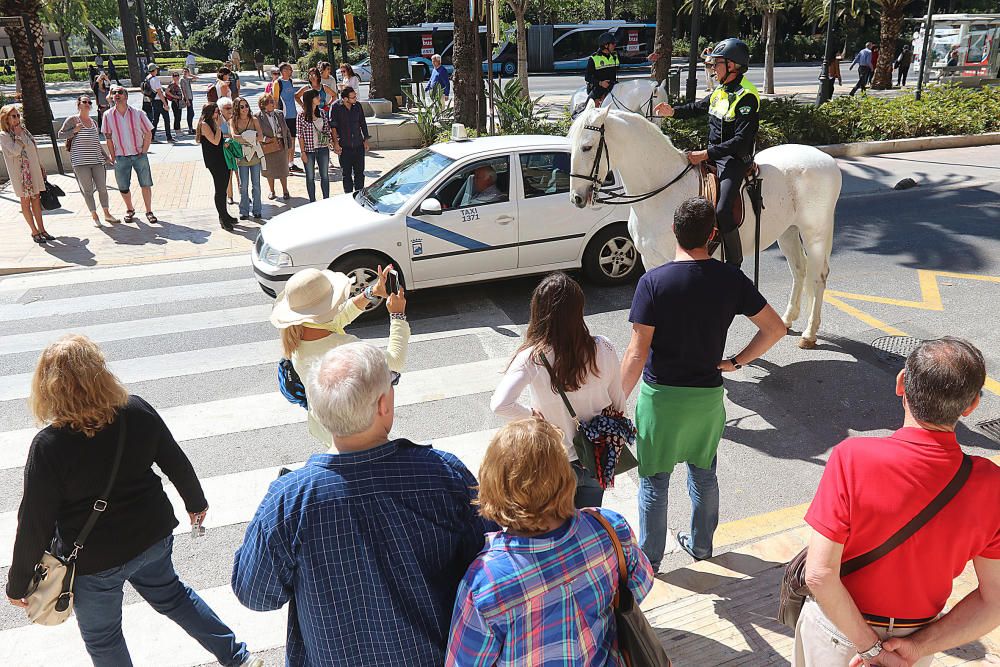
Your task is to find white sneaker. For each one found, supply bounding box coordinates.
[242,656,264,667]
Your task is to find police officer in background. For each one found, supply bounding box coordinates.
[586,31,621,104]
[653,38,759,267]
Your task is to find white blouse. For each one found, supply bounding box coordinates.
[490,335,626,459]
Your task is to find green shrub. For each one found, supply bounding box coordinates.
[403,87,455,147]
[297,48,330,75]
[349,45,369,64]
[660,85,1000,149]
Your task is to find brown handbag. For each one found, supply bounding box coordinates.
[584,509,671,667]
[778,454,972,629]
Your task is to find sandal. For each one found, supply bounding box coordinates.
[123,209,136,223]
[104,213,120,223]
[268,192,277,200]
[41,232,56,241]
[282,193,290,201]
[145,211,159,224]
[32,233,46,244]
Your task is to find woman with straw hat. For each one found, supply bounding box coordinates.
[271,264,409,445]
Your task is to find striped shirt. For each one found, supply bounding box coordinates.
[445,509,655,666]
[104,105,152,157]
[232,439,489,666]
[58,117,105,167]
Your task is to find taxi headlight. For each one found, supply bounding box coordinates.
[261,243,293,268]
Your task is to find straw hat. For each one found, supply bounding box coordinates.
[269,269,355,328]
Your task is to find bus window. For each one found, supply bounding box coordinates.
[554,30,595,66]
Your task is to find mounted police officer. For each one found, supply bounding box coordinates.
[586,31,620,104]
[653,38,759,267]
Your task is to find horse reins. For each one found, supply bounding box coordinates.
[606,86,659,121]
[571,123,694,206]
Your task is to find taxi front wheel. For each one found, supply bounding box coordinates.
[330,252,397,317]
[582,224,642,286]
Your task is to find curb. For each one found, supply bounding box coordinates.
[818,132,1000,158]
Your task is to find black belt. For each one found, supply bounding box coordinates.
[862,613,935,629]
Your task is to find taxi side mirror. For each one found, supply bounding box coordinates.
[418,198,442,216]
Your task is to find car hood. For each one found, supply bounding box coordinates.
[261,194,389,252]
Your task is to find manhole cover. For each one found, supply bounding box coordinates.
[870,336,922,365]
[977,418,1000,443]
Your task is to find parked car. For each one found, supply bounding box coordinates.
[251,135,640,304]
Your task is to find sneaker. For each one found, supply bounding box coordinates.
[242,656,264,667]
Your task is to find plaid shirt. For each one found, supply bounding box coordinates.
[232,439,488,667]
[295,112,331,153]
[445,509,654,666]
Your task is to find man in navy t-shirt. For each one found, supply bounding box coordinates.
[620,197,786,568]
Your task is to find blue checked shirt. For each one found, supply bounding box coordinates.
[232,439,488,666]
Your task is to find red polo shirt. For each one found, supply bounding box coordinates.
[805,427,1000,618]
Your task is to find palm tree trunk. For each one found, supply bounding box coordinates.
[512,3,529,98]
[5,11,52,134]
[452,0,481,129]
[871,8,903,89]
[764,10,776,94]
[289,26,299,59]
[652,0,673,83]
[58,32,77,80]
[366,0,391,103]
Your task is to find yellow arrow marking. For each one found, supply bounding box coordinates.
[823,270,1000,396]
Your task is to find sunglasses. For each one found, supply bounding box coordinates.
[112,91,126,96]
[390,371,401,387]
[80,100,92,105]
[237,103,249,108]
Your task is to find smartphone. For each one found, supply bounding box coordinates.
[191,514,206,539]
[385,269,400,295]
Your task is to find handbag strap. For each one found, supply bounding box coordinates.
[538,353,579,423]
[840,454,972,577]
[583,508,629,609]
[68,412,127,561]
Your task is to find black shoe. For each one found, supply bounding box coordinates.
[239,214,250,220]
[677,533,710,561]
[220,218,235,231]
[41,232,56,241]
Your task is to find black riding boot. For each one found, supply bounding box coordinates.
[722,229,743,268]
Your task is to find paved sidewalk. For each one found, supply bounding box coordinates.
[640,519,1000,665]
[0,142,417,274]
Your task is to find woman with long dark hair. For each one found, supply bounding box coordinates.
[491,272,626,507]
[296,89,332,202]
[196,102,238,230]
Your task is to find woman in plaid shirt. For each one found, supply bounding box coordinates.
[446,419,655,666]
[296,89,332,202]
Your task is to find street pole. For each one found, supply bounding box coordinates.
[267,0,277,61]
[485,0,495,135]
[815,0,838,104]
[686,0,702,101]
[134,0,153,62]
[915,0,935,101]
[334,0,349,63]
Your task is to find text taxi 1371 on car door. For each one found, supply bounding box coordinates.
[252,133,640,304]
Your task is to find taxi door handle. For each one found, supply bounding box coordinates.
[495,215,514,225]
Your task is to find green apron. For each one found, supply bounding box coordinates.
[635,382,726,476]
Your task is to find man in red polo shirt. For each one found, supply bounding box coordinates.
[795,337,1000,667]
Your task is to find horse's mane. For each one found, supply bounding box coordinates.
[568,106,681,157]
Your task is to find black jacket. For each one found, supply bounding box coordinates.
[585,50,619,93]
[671,74,760,162]
[7,395,207,598]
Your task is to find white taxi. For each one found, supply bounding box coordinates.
[252,135,640,301]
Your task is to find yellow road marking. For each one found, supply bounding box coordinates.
[823,269,1000,396]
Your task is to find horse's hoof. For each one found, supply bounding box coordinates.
[798,337,817,350]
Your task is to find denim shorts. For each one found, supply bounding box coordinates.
[114,153,153,192]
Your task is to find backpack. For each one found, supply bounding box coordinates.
[141,75,155,99]
[206,83,219,104]
[277,358,307,408]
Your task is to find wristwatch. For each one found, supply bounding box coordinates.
[362,285,380,303]
[857,639,883,661]
[728,356,743,370]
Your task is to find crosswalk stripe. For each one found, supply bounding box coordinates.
[0,305,273,356]
[0,279,258,322]
[0,357,507,472]
[0,254,250,292]
[0,581,286,666]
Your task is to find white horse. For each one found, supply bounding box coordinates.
[569,79,669,119]
[568,105,841,348]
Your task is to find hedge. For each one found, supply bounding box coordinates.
[661,85,1000,151]
[0,56,223,84]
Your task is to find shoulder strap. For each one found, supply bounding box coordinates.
[841,454,972,577]
[538,353,578,421]
[69,412,127,560]
[583,509,628,608]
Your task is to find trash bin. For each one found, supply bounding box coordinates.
[387,54,409,110]
[668,67,681,98]
[410,62,429,84]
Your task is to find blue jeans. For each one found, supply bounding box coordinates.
[572,461,604,508]
[238,162,262,217]
[304,147,330,202]
[73,536,249,667]
[638,456,719,568]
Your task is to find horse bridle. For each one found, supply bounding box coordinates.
[606,86,659,120]
[571,123,695,206]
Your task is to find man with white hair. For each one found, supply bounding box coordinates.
[232,342,487,666]
[425,53,450,100]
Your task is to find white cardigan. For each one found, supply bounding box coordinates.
[490,335,626,460]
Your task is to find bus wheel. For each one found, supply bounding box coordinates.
[503,61,516,76]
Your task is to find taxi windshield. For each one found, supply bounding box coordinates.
[361,149,454,214]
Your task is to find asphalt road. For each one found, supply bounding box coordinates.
[44,63,829,118]
[1,148,998,654]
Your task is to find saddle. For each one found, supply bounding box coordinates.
[698,161,762,255]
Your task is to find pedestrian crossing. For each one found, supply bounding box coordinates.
[0,255,646,666]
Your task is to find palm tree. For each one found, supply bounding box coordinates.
[504,0,530,98]
[366,0,391,102]
[1,0,53,134]
[870,0,914,88]
[652,0,673,83]
[452,0,482,130]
